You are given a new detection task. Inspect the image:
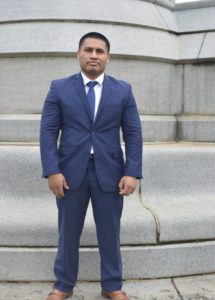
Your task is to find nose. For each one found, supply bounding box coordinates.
[90,50,98,59]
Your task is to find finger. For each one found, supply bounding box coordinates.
[63,179,69,190]
[58,186,65,198]
[120,184,130,195]
[123,184,136,196]
[54,186,64,199]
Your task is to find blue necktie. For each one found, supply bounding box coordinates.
[87,81,97,120]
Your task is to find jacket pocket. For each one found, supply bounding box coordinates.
[112,148,123,159]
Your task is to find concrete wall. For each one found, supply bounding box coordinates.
[1,0,215,143]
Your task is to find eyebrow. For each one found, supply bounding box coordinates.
[83,46,106,52]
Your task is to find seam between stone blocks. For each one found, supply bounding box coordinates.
[154,3,173,32]
[138,180,161,244]
[197,32,207,59]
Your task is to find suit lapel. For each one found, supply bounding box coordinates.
[94,75,113,124]
[73,73,93,122]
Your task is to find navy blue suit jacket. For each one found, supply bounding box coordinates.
[40,73,142,192]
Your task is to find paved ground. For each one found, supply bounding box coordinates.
[0,273,214,300]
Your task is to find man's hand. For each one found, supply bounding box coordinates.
[118,176,137,196]
[48,173,69,199]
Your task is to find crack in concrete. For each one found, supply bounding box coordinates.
[171,278,184,300]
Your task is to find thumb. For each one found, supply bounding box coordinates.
[63,178,69,189]
[118,177,124,189]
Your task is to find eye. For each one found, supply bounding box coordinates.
[84,48,93,53]
[96,49,105,54]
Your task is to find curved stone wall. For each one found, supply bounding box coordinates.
[0,0,215,143]
[1,0,215,282]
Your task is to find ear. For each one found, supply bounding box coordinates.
[77,51,80,60]
[107,54,110,64]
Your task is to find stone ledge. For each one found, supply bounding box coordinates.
[0,145,156,246]
[178,116,215,142]
[0,114,40,142]
[0,241,215,281]
[0,115,177,143]
[0,58,183,115]
[0,0,169,31]
[143,144,215,241]
[1,144,215,245]
[0,23,178,60]
[141,115,177,142]
[0,191,156,247]
[176,7,215,33]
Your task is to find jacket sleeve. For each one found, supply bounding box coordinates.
[121,85,143,179]
[40,81,62,178]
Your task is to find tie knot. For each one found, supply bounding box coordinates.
[87,81,98,88]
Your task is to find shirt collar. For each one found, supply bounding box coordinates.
[81,72,104,86]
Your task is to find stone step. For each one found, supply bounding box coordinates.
[0,145,156,246]
[1,144,215,246]
[2,114,215,143]
[178,116,215,142]
[1,144,215,280]
[0,114,176,143]
[143,144,215,242]
[1,242,215,281]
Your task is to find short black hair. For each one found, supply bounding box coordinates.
[79,32,110,53]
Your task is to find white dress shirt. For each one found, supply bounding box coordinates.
[81,72,104,153]
[81,72,104,120]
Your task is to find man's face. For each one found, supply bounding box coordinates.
[77,38,110,79]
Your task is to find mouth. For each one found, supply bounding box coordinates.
[88,61,98,66]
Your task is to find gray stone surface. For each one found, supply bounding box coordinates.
[1,144,215,246]
[0,22,178,60]
[176,0,215,11]
[156,5,178,32]
[1,275,215,300]
[0,57,80,114]
[0,58,183,115]
[0,0,215,62]
[179,33,205,61]
[0,115,177,142]
[0,0,169,31]
[184,64,215,115]
[1,241,215,281]
[143,198,215,242]
[92,60,182,115]
[147,0,175,10]
[178,116,215,142]
[176,7,215,33]
[0,278,182,300]
[0,145,156,246]
[199,32,215,60]
[174,274,215,300]
[143,144,215,202]
[143,144,215,241]
[141,115,177,142]
[0,114,40,142]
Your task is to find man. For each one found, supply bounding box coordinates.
[40,32,142,300]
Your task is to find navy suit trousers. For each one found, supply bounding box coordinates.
[53,159,124,292]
